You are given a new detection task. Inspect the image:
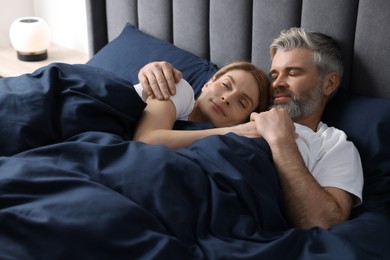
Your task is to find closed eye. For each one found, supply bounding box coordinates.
[288,70,301,76]
[288,67,305,77]
[239,99,248,108]
[270,73,278,82]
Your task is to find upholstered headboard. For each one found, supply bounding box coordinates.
[86,0,390,99]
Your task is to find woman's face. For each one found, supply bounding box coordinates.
[196,69,260,127]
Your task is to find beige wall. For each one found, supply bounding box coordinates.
[0,0,88,55]
[0,0,34,48]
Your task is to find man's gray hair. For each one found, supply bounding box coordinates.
[270,27,344,79]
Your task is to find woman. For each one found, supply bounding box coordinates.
[133,61,269,149]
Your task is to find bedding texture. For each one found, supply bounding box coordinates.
[322,89,390,216]
[0,63,145,156]
[0,58,389,259]
[87,23,218,95]
[0,52,390,259]
[1,0,390,256]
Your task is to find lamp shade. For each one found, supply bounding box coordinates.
[9,17,51,61]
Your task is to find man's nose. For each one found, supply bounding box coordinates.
[272,75,287,89]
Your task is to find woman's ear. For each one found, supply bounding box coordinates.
[201,77,215,92]
[323,72,340,97]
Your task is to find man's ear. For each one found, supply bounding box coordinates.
[323,72,340,97]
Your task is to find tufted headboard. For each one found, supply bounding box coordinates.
[86,0,390,99]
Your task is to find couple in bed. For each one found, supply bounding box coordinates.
[134,27,363,229]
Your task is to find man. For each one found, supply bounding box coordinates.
[137,27,363,229]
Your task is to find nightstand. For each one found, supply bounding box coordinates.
[0,44,89,78]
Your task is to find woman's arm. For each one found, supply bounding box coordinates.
[133,96,222,148]
[134,97,261,149]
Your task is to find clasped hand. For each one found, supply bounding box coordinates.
[250,108,298,144]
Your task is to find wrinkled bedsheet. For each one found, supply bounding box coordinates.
[0,64,389,259]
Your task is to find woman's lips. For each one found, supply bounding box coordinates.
[211,101,227,116]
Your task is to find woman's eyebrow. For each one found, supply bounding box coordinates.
[226,74,236,85]
[248,95,255,109]
[227,74,255,109]
[241,92,254,109]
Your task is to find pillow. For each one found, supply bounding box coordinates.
[322,88,390,213]
[87,23,219,96]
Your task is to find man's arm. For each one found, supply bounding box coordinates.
[138,61,183,100]
[251,109,353,228]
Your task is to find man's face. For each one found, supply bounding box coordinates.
[269,48,324,120]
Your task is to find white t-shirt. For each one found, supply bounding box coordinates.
[295,122,364,205]
[134,79,195,120]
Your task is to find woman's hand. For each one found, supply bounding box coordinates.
[138,61,183,100]
[228,121,262,138]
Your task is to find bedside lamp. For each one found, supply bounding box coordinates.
[9,17,51,62]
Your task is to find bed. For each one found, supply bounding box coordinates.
[0,0,389,259]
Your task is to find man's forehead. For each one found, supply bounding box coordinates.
[270,48,313,70]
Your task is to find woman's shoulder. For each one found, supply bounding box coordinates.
[175,79,194,97]
[171,79,195,120]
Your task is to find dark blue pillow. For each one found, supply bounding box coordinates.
[87,23,218,96]
[322,88,390,213]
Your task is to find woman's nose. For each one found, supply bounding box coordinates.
[221,96,230,105]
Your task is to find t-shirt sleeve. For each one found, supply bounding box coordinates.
[134,79,195,120]
[170,79,195,120]
[133,83,146,100]
[312,129,364,206]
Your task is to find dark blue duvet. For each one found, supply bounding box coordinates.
[0,64,388,259]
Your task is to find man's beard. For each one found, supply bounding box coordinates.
[270,79,323,120]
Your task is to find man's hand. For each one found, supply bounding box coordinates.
[138,61,183,100]
[250,108,297,144]
[251,108,352,228]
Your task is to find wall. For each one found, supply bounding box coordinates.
[34,0,88,55]
[0,0,34,48]
[0,0,89,55]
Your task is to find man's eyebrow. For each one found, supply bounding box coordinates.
[269,66,305,75]
[287,66,305,72]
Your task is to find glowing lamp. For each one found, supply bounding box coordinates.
[9,17,51,61]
